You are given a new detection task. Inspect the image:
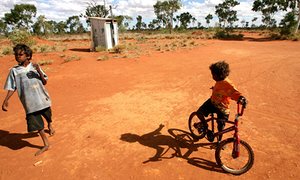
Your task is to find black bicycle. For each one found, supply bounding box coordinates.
[188,99,254,175]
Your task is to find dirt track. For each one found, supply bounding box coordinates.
[0,35,300,179]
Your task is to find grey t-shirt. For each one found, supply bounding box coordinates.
[4,63,51,114]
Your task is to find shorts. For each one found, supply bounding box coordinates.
[26,107,52,132]
[197,99,228,131]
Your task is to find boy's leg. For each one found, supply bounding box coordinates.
[26,112,50,156]
[216,113,229,142]
[217,121,225,142]
[41,107,55,136]
[35,129,49,156]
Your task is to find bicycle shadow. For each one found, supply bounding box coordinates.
[120,124,224,173]
[0,129,42,150]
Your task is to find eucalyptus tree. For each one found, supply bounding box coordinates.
[205,14,213,27]
[252,0,300,34]
[114,15,133,32]
[215,0,240,28]
[82,1,109,25]
[176,12,195,29]
[153,0,182,33]
[135,15,147,30]
[66,16,85,33]
[32,15,51,35]
[3,4,37,30]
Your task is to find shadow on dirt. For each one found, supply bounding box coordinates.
[0,129,42,150]
[120,124,224,173]
[69,48,91,52]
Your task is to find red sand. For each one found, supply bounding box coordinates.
[0,35,299,179]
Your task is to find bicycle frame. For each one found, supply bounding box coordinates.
[205,103,245,158]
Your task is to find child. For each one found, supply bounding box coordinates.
[2,44,55,156]
[196,61,246,142]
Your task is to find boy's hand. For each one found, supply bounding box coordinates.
[32,63,41,71]
[238,96,247,108]
[2,101,8,111]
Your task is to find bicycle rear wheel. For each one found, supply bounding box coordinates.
[215,138,254,175]
[188,112,207,140]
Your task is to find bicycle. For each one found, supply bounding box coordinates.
[188,98,254,175]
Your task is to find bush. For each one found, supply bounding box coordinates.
[8,29,36,47]
[214,29,244,40]
[2,46,13,55]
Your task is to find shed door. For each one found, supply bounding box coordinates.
[105,23,112,49]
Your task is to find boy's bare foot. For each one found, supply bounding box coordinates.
[35,145,49,156]
[49,128,55,136]
[48,125,55,136]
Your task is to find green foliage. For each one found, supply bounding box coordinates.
[280,11,298,36]
[215,0,240,28]
[66,16,85,34]
[8,29,36,46]
[3,4,37,29]
[205,14,213,27]
[176,12,195,29]
[82,2,109,25]
[252,0,300,33]
[153,0,182,33]
[214,29,244,40]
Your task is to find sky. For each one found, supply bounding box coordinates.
[0,0,287,28]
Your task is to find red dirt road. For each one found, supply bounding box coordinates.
[0,36,300,179]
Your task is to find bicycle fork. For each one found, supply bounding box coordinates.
[232,114,240,158]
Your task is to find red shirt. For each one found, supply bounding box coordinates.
[211,78,241,114]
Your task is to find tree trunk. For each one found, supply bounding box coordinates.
[295,2,300,34]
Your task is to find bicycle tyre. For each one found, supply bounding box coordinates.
[215,138,254,175]
[188,112,207,140]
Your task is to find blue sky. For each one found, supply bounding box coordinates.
[0,0,287,28]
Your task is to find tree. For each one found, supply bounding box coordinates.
[135,15,146,31]
[280,11,298,35]
[252,0,300,34]
[32,15,52,35]
[82,1,109,25]
[0,19,8,35]
[205,14,213,28]
[148,19,161,30]
[114,15,132,32]
[176,12,194,29]
[251,17,258,27]
[215,0,240,28]
[55,21,67,34]
[3,4,37,30]
[153,0,182,33]
[66,16,85,33]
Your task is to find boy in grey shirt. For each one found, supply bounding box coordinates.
[2,44,55,156]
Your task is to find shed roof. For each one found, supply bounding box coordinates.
[88,17,116,22]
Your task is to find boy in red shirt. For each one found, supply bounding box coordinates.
[196,61,246,142]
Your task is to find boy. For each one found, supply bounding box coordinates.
[196,61,246,142]
[2,44,55,156]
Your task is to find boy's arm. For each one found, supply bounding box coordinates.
[2,90,15,111]
[33,63,47,85]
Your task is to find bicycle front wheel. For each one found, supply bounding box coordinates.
[188,112,207,140]
[215,138,254,175]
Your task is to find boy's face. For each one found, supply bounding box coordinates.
[15,50,28,65]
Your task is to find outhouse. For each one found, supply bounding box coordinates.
[89,17,118,51]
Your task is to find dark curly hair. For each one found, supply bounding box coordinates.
[13,44,32,60]
[209,61,230,81]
